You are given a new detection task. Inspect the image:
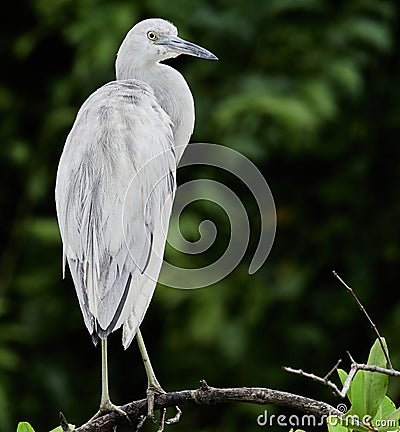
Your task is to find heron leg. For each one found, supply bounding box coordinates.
[136,328,182,425]
[90,338,130,422]
[99,338,114,411]
[136,328,161,391]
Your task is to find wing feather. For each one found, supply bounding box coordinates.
[55,80,176,341]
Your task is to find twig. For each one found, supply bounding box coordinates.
[323,359,342,381]
[332,271,392,369]
[283,361,357,399]
[346,352,400,378]
[285,354,400,399]
[283,365,343,396]
[340,363,358,398]
[71,381,342,432]
[59,412,73,431]
[286,273,400,400]
[283,363,353,398]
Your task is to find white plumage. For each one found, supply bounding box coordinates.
[56,80,175,347]
[55,18,217,414]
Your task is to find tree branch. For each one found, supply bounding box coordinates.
[346,352,400,378]
[67,273,395,432]
[332,271,392,368]
[282,365,345,396]
[69,380,342,432]
[284,352,400,399]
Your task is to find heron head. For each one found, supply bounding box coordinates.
[119,18,218,66]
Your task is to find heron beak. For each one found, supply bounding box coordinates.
[158,35,218,60]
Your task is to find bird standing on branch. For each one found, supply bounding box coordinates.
[55,18,217,419]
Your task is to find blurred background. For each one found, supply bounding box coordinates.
[1,0,400,431]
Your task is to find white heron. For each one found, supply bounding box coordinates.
[55,18,217,420]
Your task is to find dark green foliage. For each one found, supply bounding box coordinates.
[2,0,400,431]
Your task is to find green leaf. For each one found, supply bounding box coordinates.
[373,396,400,431]
[347,369,366,419]
[327,416,350,432]
[342,410,371,432]
[364,338,389,418]
[342,339,389,420]
[384,407,400,422]
[16,423,35,432]
[373,395,396,422]
[346,17,392,52]
[327,408,371,432]
[368,338,389,368]
[338,368,348,385]
[49,425,75,432]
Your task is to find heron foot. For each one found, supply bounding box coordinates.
[136,386,181,432]
[89,399,131,424]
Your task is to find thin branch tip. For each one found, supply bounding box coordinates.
[199,379,210,390]
[59,412,72,432]
[323,359,342,381]
[333,272,393,369]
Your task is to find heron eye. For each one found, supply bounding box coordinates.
[147,31,158,41]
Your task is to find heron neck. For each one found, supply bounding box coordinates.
[116,61,195,162]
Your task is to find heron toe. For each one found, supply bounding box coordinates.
[89,399,130,424]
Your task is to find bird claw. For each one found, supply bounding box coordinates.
[165,405,182,425]
[135,386,181,431]
[146,385,166,419]
[156,408,166,432]
[89,400,131,424]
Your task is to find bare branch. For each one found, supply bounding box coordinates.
[69,381,342,432]
[354,362,400,377]
[283,362,357,399]
[283,366,343,396]
[332,271,393,369]
[346,352,400,378]
[323,359,342,381]
[59,412,73,431]
[340,364,358,398]
[285,353,400,400]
